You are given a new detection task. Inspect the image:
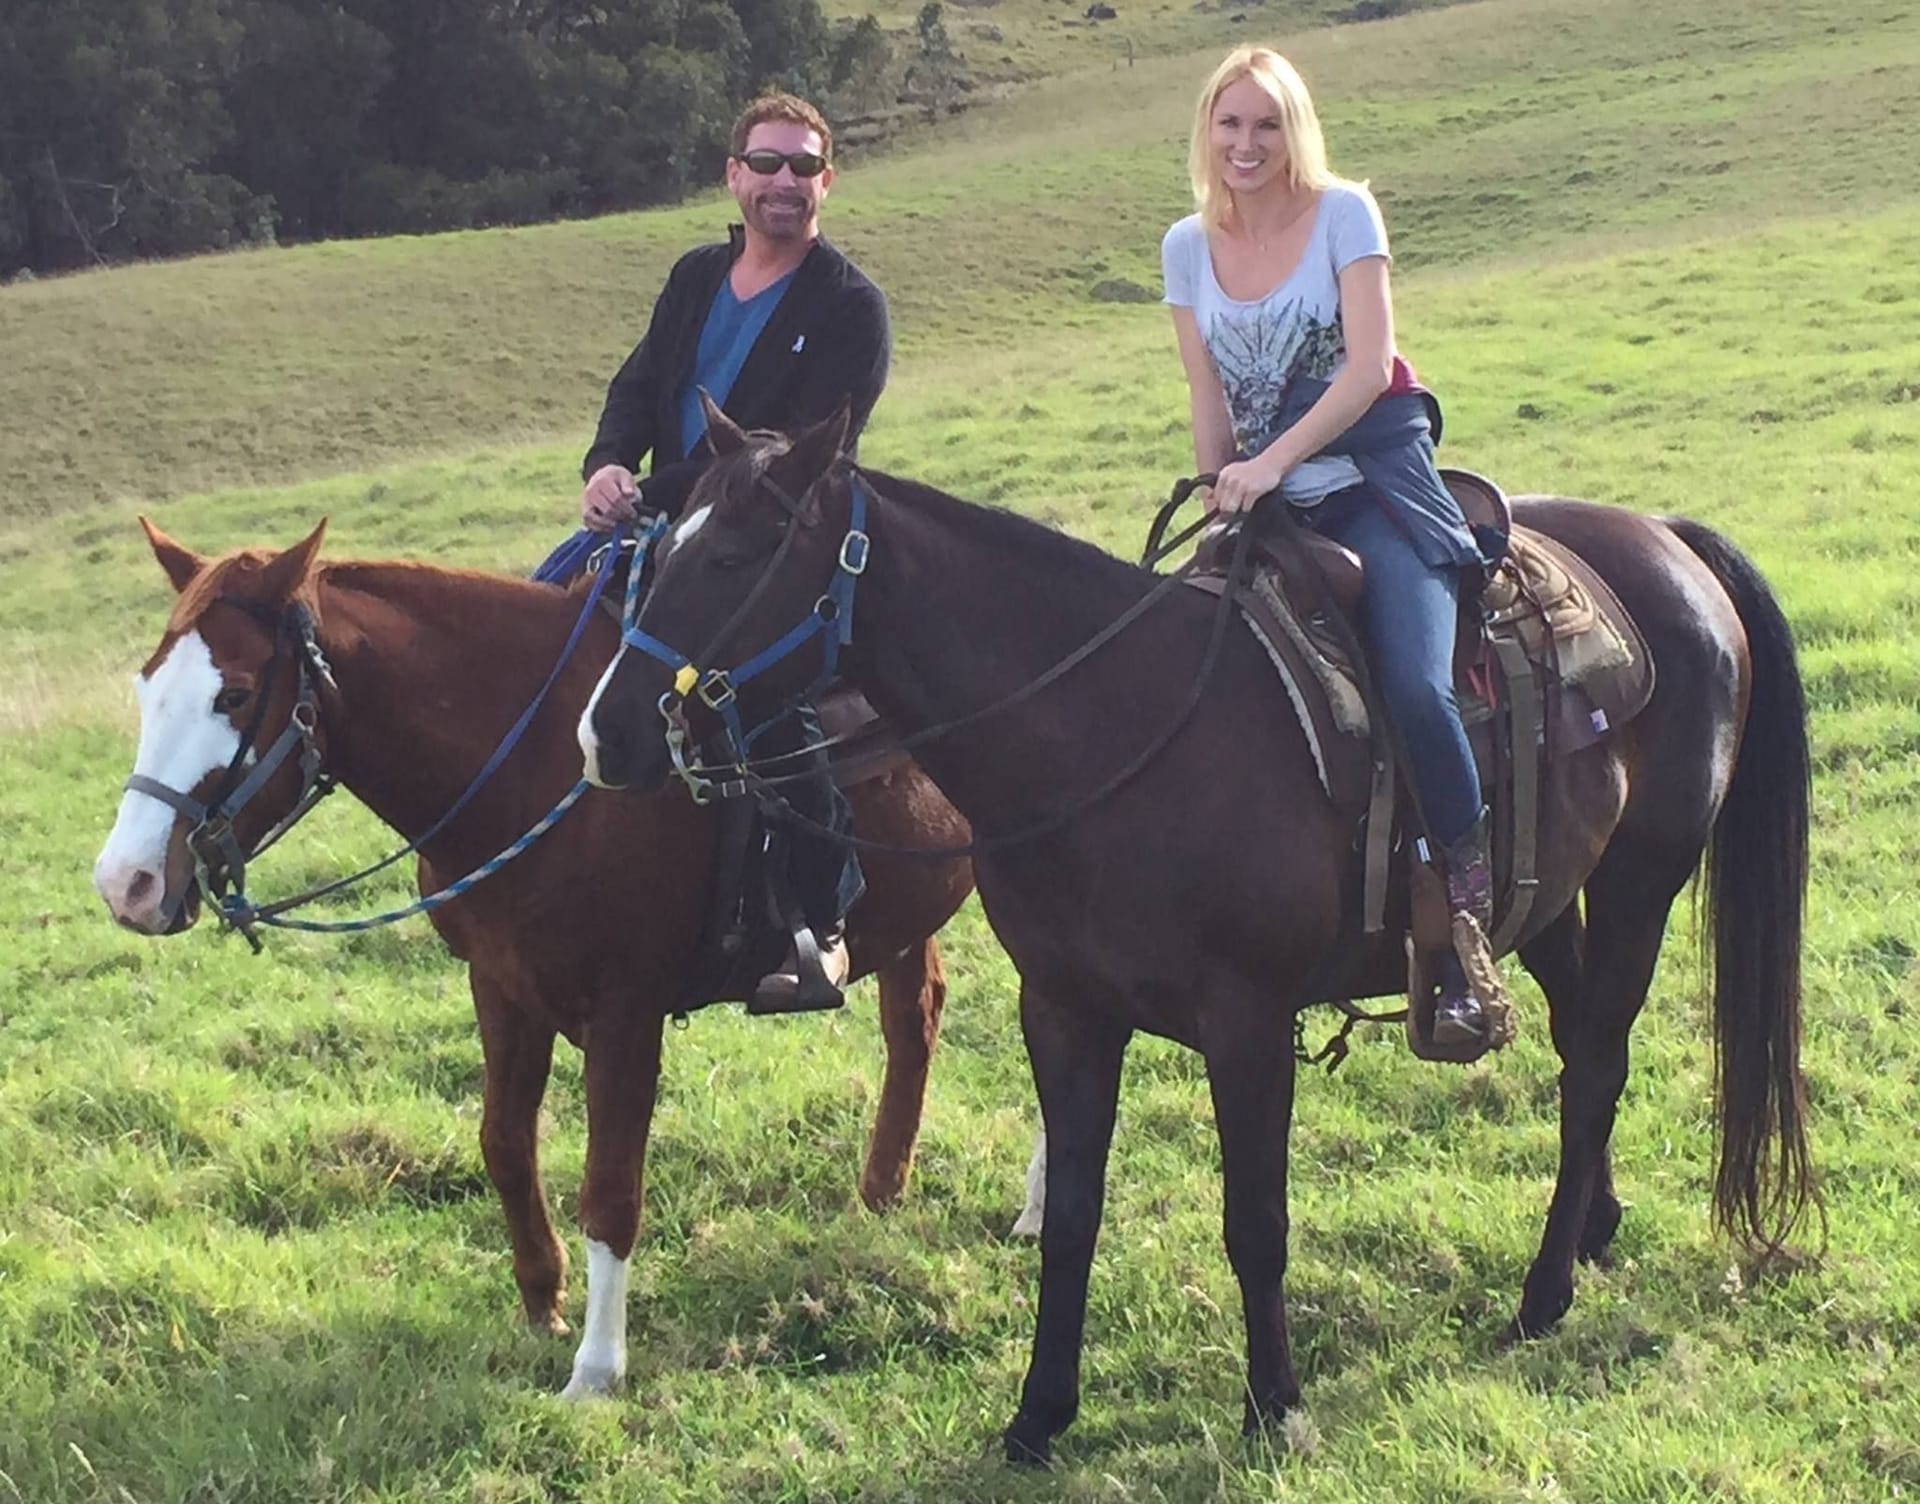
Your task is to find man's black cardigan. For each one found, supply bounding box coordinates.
[582,226,890,500]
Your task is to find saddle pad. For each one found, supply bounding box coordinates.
[1186,572,1374,812]
[1487,526,1656,755]
[1184,519,1656,802]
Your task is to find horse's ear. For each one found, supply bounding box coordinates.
[768,403,850,517]
[699,390,749,457]
[254,519,329,604]
[141,516,206,594]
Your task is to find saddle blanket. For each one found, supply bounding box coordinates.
[1200,521,1655,813]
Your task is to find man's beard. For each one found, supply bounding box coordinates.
[745,191,812,241]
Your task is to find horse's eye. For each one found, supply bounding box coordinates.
[213,686,252,716]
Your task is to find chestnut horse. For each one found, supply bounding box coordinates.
[93,519,974,1397]
[580,408,1815,1463]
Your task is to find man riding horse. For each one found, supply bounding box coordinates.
[558,91,890,1011]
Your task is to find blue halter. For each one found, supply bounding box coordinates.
[617,476,870,771]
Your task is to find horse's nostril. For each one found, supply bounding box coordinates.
[127,869,157,908]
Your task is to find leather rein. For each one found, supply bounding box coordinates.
[618,468,1258,859]
[124,532,641,949]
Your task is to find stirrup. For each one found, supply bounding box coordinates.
[749,925,847,1015]
[1404,913,1516,1064]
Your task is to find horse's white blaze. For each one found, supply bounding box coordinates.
[1011,1117,1047,1238]
[576,506,708,782]
[562,1239,629,1398]
[669,504,712,552]
[577,646,626,787]
[94,632,237,928]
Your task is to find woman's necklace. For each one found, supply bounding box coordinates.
[1241,191,1316,252]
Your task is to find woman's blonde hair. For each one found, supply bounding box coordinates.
[1188,46,1333,231]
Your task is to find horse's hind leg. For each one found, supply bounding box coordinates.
[1012,1114,1047,1238]
[472,973,568,1334]
[1513,906,1622,1267]
[1004,984,1128,1467]
[860,936,948,1210]
[1512,849,1695,1339]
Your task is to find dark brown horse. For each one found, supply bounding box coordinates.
[93,519,974,1397]
[580,408,1815,1463]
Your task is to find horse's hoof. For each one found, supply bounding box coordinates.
[1500,1306,1565,1348]
[1009,1207,1044,1239]
[561,1362,624,1400]
[1578,1210,1623,1266]
[527,1308,571,1338]
[1242,1394,1300,1441]
[858,1175,907,1214]
[1003,1426,1052,1469]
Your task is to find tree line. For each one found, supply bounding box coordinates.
[0,0,906,275]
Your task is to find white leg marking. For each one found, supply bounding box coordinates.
[1011,1116,1047,1239]
[562,1239,629,1398]
[94,632,238,929]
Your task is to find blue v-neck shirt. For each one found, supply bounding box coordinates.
[677,269,798,455]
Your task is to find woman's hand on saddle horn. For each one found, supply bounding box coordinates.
[1208,452,1289,514]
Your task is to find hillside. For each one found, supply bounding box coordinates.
[1,0,1912,522]
[1,0,1917,1500]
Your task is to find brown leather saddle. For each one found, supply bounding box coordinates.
[1186,469,1656,971]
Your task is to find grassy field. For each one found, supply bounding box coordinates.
[3,0,1919,1499]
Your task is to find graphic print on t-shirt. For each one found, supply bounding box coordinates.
[1209,301,1346,452]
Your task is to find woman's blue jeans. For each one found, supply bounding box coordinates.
[1297,487,1483,848]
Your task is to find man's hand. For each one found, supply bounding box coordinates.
[581,464,639,532]
[1208,453,1290,514]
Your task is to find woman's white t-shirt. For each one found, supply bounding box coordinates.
[1162,181,1391,502]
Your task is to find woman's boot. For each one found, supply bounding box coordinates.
[1431,809,1495,1045]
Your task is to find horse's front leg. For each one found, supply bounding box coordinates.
[563,1005,665,1399]
[472,973,569,1333]
[1203,1000,1303,1433]
[1004,983,1128,1467]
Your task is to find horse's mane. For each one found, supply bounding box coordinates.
[856,466,1152,588]
[167,550,581,649]
[318,557,566,602]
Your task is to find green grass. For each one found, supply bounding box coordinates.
[3,0,1920,1498]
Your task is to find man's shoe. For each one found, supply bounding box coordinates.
[750,925,849,1014]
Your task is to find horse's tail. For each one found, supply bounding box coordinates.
[1667,517,1820,1255]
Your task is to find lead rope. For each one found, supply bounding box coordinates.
[213,519,665,946]
[729,495,1259,860]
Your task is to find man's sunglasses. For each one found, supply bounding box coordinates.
[733,149,829,179]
